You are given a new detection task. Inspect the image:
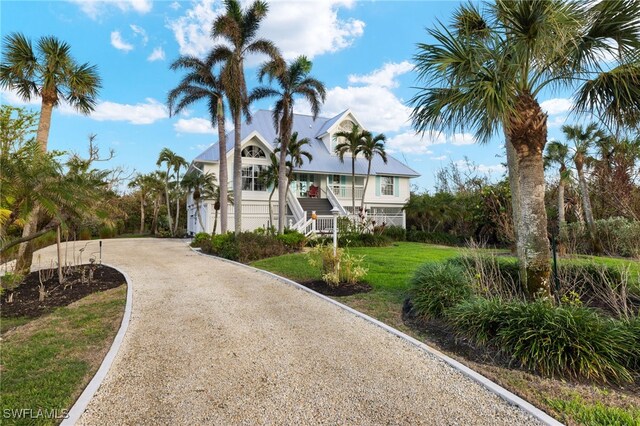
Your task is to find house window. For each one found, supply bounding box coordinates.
[381,176,394,196]
[241,146,265,158]
[242,165,267,191]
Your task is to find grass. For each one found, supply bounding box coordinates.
[1,285,126,426]
[251,241,640,426]
[1,316,32,334]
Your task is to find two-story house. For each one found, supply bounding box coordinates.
[186,109,419,235]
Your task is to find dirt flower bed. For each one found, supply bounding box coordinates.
[2,265,126,318]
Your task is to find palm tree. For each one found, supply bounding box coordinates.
[250,55,326,233]
[334,123,366,216]
[170,154,188,236]
[260,153,281,230]
[156,148,179,236]
[544,141,571,227]
[182,171,216,232]
[148,171,166,235]
[1,33,101,271]
[210,0,280,234]
[211,185,233,235]
[128,173,155,234]
[562,123,604,253]
[167,55,229,234]
[410,0,640,298]
[1,33,101,152]
[356,131,387,212]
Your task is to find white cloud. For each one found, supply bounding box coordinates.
[348,61,413,89]
[455,159,505,176]
[170,1,181,11]
[167,0,364,60]
[386,131,442,155]
[71,0,152,20]
[111,31,134,52]
[430,155,447,161]
[130,24,148,45]
[174,117,214,134]
[540,98,572,116]
[450,133,475,146]
[147,47,166,62]
[79,98,167,124]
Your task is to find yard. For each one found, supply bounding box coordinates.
[252,242,640,426]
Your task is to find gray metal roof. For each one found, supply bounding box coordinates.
[193,110,420,177]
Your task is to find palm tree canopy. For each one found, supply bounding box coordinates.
[357,131,388,164]
[410,0,640,142]
[561,122,604,155]
[1,33,101,114]
[209,0,280,119]
[333,123,366,162]
[167,55,225,124]
[250,55,327,134]
[182,171,217,200]
[544,140,570,168]
[156,148,178,175]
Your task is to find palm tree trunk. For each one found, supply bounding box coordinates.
[139,195,145,234]
[351,157,356,218]
[268,185,276,230]
[36,96,55,152]
[576,164,601,253]
[233,113,243,234]
[213,209,219,235]
[509,94,551,299]
[361,160,372,212]
[173,169,181,235]
[505,131,520,253]
[14,207,39,274]
[277,111,292,234]
[164,171,173,235]
[152,198,160,234]
[557,177,565,226]
[196,201,205,232]
[217,99,228,234]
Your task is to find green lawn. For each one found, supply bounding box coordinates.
[1,286,126,426]
[251,241,640,426]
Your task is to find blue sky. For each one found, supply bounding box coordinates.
[1,0,576,191]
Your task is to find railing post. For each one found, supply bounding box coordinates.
[311,210,317,234]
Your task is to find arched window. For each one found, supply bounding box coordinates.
[241,145,265,158]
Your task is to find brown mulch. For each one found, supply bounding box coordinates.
[298,280,372,297]
[1,265,126,319]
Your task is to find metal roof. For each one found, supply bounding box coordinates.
[193,110,420,177]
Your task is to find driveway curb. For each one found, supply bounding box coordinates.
[61,263,133,426]
[191,246,563,426]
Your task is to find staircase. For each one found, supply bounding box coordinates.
[298,198,334,216]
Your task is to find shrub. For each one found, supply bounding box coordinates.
[409,262,472,319]
[406,230,462,246]
[448,298,637,383]
[78,228,92,240]
[307,245,368,287]
[210,233,239,261]
[276,231,306,250]
[381,225,406,241]
[206,231,304,263]
[562,217,640,258]
[99,226,115,239]
[338,233,392,247]
[191,232,210,248]
[448,255,521,298]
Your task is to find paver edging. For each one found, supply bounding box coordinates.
[190,245,563,426]
[61,263,133,426]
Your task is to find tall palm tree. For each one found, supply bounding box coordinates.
[250,55,326,233]
[260,153,281,230]
[167,55,229,234]
[182,171,216,233]
[170,154,188,235]
[1,33,101,271]
[356,131,387,211]
[149,171,167,235]
[1,33,101,152]
[334,123,366,216]
[410,0,640,298]
[156,148,179,235]
[128,173,155,234]
[210,0,279,234]
[211,185,233,235]
[544,141,571,227]
[562,123,604,252]
[277,132,313,186]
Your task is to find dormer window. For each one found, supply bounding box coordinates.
[241,146,266,158]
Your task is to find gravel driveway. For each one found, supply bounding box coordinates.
[33,238,544,425]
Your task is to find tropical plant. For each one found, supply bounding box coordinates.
[181,171,216,232]
[128,173,156,234]
[562,123,603,252]
[275,132,313,186]
[168,55,229,234]
[544,141,571,227]
[334,123,367,215]
[250,55,326,233]
[260,152,281,230]
[410,0,640,298]
[356,131,387,211]
[156,148,182,236]
[170,154,188,235]
[210,0,279,234]
[211,184,234,235]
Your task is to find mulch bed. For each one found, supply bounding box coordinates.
[1,265,126,319]
[298,280,372,297]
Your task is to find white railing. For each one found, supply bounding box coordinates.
[325,185,348,216]
[332,185,364,201]
[315,216,336,233]
[286,188,305,222]
[368,213,404,227]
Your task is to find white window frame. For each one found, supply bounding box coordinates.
[242,165,267,191]
[381,176,394,196]
[241,145,266,158]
